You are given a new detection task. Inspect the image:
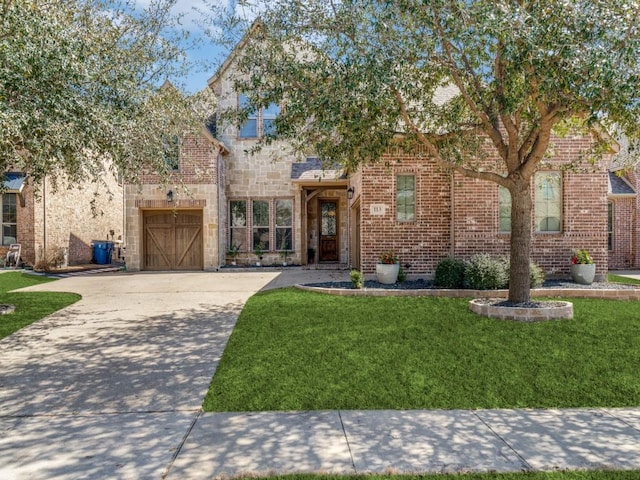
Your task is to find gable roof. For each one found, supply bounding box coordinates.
[3,172,26,193]
[207,20,263,90]
[608,171,636,197]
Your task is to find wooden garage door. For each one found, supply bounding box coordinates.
[143,210,203,270]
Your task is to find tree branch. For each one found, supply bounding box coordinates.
[392,86,508,186]
[433,17,508,162]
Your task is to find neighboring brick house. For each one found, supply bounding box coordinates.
[0,171,123,267]
[607,165,638,270]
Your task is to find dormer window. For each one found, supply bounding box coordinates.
[238,93,280,138]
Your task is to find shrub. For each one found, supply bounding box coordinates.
[350,270,364,289]
[464,254,509,290]
[34,246,67,271]
[397,267,407,283]
[434,257,467,288]
[529,261,546,288]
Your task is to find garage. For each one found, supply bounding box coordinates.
[143,210,203,270]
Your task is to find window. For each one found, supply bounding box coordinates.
[229,201,247,250]
[607,201,613,251]
[238,94,279,138]
[228,198,294,254]
[397,174,415,222]
[535,172,562,232]
[252,200,270,251]
[498,186,512,232]
[238,94,258,138]
[1,194,17,245]
[163,136,179,171]
[275,199,292,250]
[262,103,280,137]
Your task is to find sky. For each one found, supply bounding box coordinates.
[131,0,263,94]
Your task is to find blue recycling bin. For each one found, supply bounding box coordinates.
[93,241,114,265]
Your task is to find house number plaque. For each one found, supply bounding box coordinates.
[370,204,387,216]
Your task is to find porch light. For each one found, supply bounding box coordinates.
[166,190,174,202]
[347,187,355,200]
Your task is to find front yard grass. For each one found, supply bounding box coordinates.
[0,272,80,340]
[204,288,640,412]
[260,472,640,480]
[607,273,640,285]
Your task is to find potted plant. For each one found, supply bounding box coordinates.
[254,242,265,266]
[376,249,400,284]
[280,249,290,266]
[227,242,241,266]
[570,249,596,285]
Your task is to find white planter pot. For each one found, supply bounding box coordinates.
[571,263,596,285]
[376,263,400,284]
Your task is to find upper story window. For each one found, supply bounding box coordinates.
[397,174,415,222]
[1,193,17,246]
[535,172,562,233]
[163,136,179,171]
[238,93,280,138]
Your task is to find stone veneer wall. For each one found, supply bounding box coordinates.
[124,133,222,271]
[124,184,219,271]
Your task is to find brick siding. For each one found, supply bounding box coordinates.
[357,133,611,279]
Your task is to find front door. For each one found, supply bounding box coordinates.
[319,200,338,262]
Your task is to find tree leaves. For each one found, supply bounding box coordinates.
[0,0,211,189]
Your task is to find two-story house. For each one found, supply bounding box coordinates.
[123,35,630,279]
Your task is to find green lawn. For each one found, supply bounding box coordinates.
[607,273,640,285]
[0,272,80,340]
[204,288,640,412]
[260,473,640,480]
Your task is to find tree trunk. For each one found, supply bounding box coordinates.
[509,182,533,303]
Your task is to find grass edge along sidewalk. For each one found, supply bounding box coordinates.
[250,472,640,480]
[0,272,80,340]
[204,288,640,412]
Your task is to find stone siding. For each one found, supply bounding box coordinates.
[124,132,222,271]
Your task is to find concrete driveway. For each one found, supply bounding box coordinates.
[0,271,287,479]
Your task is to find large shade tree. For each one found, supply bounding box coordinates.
[0,0,210,189]
[214,0,640,303]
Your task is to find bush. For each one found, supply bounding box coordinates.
[464,254,509,290]
[350,270,364,289]
[434,257,467,288]
[398,267,407,283]
[529,261,546,288]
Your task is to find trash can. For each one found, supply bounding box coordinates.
[92,241,114,265]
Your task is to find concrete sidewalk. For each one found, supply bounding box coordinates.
[167,408,640,478]
[1,269,639,479]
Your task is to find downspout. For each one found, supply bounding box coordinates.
[449,173,455,258]
[42,177,47,262]
[217,147,225,269]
